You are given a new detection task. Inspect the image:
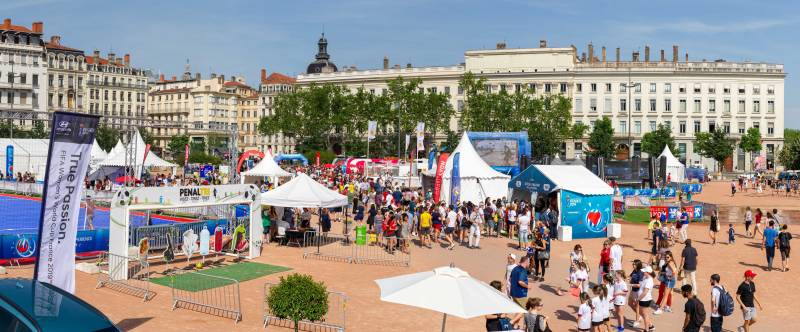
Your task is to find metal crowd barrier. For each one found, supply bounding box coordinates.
[170,271,242,323]
[303,232,410,267]
[96,252,153,301]
[0,181,43,195]
[263,282,347,331]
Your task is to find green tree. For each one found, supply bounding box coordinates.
[95,125,120,151]
[569,123,589,139]
[785,128,800,143]
[641,124,676,157]
[779,134,800,170]
[138,127,155,146]
[30,120,47,138]
[167,135,190,164]
[267,274,329,332]
[587,117,615,159]
[739,127,762,169]
[694,129,734,172]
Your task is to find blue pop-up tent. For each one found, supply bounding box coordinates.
[509,165,613,239]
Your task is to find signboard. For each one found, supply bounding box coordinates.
[200,165,213,179]
[560,190,612,239]
[450,152,461,205]
[367,121,377,140]
[5,145,13,178]
[613,200,625,215]
[432,153,449,203]
[34,112,98,293]
[416,122,425,151]
[184,144,189,167]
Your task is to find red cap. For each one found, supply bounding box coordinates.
[744,270,757,278]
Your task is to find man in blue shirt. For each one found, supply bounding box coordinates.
[763,220,779,270]
[509,257,531,307]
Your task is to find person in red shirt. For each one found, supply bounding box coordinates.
[599,240,611,285]
[383,213,398,253]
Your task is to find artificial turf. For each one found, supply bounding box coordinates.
[150,261,291,291]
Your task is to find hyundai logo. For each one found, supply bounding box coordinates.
[58,121,69,128]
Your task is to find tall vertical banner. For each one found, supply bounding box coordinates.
[433,152,449,203]
[367,121,377,140]
[404,134,410,153]
[315,151,320,167]
[450,152,461,205]
[415,122,425,151]
[428,149,436,170]
[5,145,13,178]
[34,112,99,293]
[184,144,190,167]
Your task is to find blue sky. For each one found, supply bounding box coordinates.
[5,0,798,128]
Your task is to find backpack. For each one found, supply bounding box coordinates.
[524,313,552,332]
[690,298,706,327]
[715,286,735,317]
[779,232,792,248]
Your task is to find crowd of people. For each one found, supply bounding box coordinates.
[731,175,800,197]
[0,170,38,183]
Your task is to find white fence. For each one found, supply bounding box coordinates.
[170,271,242,323]
[96,252,153,301]
[263,282,347,331]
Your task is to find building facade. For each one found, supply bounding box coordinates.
[297,39,785,171]
[86,50,148,129]
[258,68,296,153]
[147,71,239,156]
[44,35,86,113]
[0,19,47,127]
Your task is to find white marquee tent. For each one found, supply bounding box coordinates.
[89,139,109,171]
[97,129,176,177]
[658,145,685,183]
[240,150,291,184]
[0,138,49,180]
[260,172,348,208]
[439,133,511,205]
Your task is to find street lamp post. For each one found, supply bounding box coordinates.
[621,67,640,159]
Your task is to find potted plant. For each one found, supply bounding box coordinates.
[267,273,329,331]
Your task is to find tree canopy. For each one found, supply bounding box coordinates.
[694,129,734,172]
[587,117,615,159]
[641,124,676,157]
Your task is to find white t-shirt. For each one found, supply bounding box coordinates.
[446,211,457,228]
[506,264,516,293]
[604,284,614,315]
[711,286,722,318]
[507,209,517,222]
[639,276,654,302]
[609,244,623,271]
[577,303,592,330]
[518,213,531,229]
[574,269,588,281]
[590,297,605,322]
[613,280,628,305]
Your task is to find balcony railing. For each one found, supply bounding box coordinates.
[87,80,147,89]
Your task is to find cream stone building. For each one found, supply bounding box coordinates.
[147,70,239,156]
[257,68,296,153]
[86,50,148,129]
[0,19,47,128]
[228,79,259,152]
[44,35,85,113]
[297,39,785,171]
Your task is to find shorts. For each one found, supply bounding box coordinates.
[603,318,609,322]
[743,306,757,321]
[420,227,430,235]
[639,300,652,308]
[578,329,590,332]
[591,321,604,327]
[781,247,791,259]
[513,296,527,307]
[262,225,270,234]
[433,224,442,230]
[460,223,470,229]
[445,227,455,234]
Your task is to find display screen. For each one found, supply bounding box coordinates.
[473,139,519,167]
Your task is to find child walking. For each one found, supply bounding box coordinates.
[728,224,736,244]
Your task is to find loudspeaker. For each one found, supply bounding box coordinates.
[659,156,667,183]
[520,154,529,170]
[598,157,605,180]
[631,155,641,180]
[647,156,656,188]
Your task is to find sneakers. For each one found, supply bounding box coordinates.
[626,321,640,328]
[738,326,745,332]
[653,308,663,315]
[663,306,672,313]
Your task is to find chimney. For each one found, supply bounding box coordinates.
[232,75,237,82]
[601,46,607,64]
[107,52,115,63]
[672,45,679,63]
[660,49,665,63]
[539,40,547,48]
[570,44,578,63]
[615,47,620,64]
[406,63,412,68]
[49,35,61,45]
[171,75,177,81]
[581,52,586,63]
[219,75,225,83]
[496,42,506,49]
[124,54,130,65]
[93,49,100,58]
[632,51,640,62]
[195,72,201,80]
[260,68,267,81]
[383,56,389,70]
[685,52,689,63]
[644,46,650,63]
[587,43,594,64]
[158,74,165,82]
[31,22,43,34]
[211,73,217,79]
[115,58,121,65]
[3,19,10,26]
[393,64,401,69]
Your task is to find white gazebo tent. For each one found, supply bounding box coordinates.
[658,145,685,183]
[439,133,511,205]
[97,129,177,177]
[89,139,108,172]
[240,150,291,185]
[260,172,348,208]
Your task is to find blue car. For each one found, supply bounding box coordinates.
[0,278,119,332]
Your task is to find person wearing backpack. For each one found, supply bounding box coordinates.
[709,273,734,332]
[519,297,551,332]
[681,284,705,332]
[778,224,792,272]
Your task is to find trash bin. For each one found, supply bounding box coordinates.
[355,225,367,245]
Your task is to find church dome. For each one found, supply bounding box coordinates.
[306,33,338,74]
